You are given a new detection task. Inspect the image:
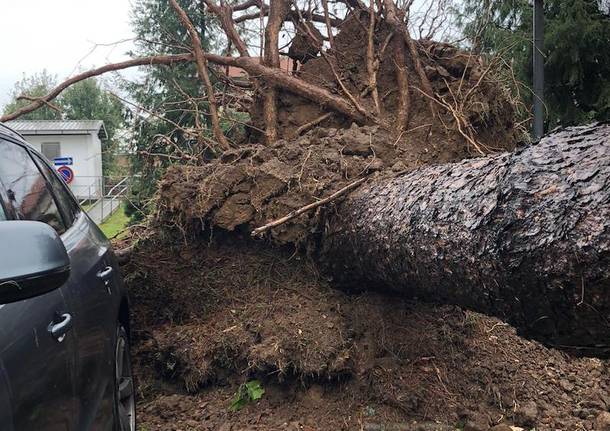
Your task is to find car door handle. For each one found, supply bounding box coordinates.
[96,266,114,281]
[48,313,73,343]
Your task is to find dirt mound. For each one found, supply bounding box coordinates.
[126,12,593,430]
[125,237,610,430]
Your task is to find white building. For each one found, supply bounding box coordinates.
[6,120,107,201]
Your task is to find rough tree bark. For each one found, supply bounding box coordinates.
[321,123,610,352]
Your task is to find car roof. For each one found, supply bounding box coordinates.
[0,122,27,143]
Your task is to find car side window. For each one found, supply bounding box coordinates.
[0,139,67,234]
[32,153,81,227]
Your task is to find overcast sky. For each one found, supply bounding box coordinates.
[0,0,449,110]
[0,0,135,107]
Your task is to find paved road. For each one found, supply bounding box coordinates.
[86,198,123,224]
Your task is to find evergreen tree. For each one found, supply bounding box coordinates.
[456,0,610,128]
[125,0,227,221]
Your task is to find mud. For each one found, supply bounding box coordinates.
[125,238,610,430]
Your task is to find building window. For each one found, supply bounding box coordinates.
[41,142,61,162]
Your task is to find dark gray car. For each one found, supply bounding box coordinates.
[0,123,134,431]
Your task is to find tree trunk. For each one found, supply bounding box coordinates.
[321,123,610,353]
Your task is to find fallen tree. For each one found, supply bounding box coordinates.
[156,123,610,353]
[4,0,606,353]
[6,2,610,428]
[321,123,610,351]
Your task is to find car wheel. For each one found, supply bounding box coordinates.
[114,325,135,431]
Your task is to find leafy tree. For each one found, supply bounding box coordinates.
[62,78,127,175]
[456,0,610,128]
[3,70,62,120]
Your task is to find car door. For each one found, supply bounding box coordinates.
[0,290,76,431]
[0,138,77,430]
[32,153,117,430]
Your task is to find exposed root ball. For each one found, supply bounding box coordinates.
[154,122,517,243]
[250,10,523,146]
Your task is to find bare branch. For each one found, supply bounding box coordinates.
[232,0,261,11]
[321,0,335,49]
[2,45,367,127]
[203,0,250,57]
[0,54,193,122]
[234,7,343,26]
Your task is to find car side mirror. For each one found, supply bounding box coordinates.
[0,221,70,304]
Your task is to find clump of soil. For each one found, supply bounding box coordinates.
[125,237,610,430]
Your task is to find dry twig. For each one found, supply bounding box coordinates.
[252,177,367,236]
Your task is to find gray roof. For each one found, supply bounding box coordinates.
[4,120,108,139]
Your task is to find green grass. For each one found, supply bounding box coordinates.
[99,205,130,239]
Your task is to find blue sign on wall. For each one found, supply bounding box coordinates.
[53,157,73,166]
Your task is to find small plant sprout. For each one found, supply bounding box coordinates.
[229,380,265,412]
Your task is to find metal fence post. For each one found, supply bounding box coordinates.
[533,0,545,140]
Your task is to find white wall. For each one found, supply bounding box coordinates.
[24,133,103,200]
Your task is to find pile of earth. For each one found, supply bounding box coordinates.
[123,236,610,431]
[126,10,585,431]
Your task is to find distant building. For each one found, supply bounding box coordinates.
[6,120,107,200]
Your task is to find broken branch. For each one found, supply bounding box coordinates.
[252,177,366,237]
